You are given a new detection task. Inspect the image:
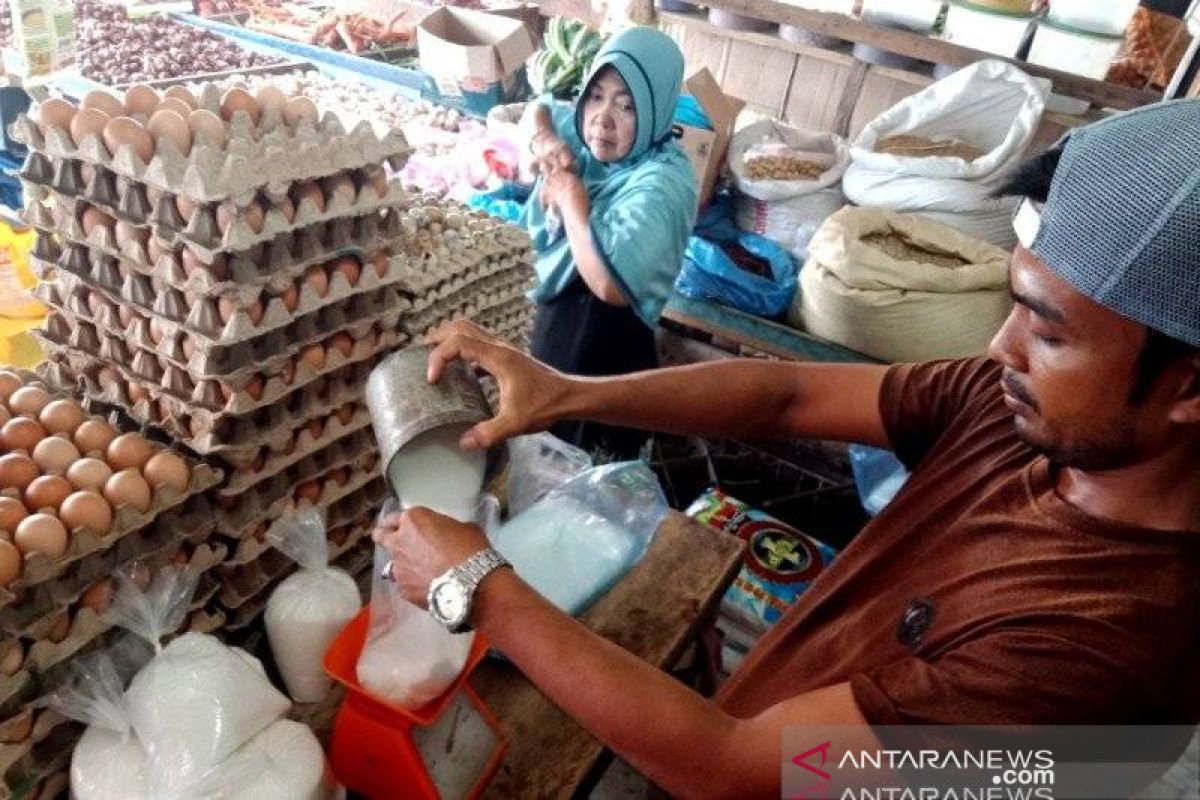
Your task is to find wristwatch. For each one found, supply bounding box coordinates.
[426,548,511,634]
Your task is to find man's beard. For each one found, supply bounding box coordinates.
[1017,415,1140,472]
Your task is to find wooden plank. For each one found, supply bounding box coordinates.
[663,19,732,82]
[689,0,1162,110]
[723,39,799,116]
[847,66,930,140]
[784,53,862,133]
[472,512,745,799]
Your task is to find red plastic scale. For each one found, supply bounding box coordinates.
[324,608,506,799]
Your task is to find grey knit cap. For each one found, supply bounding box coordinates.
[1024,99,1200,346]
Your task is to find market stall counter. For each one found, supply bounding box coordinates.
[471,510,744,797]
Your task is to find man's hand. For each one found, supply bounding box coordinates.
[426,320,574,450]
[372,508,489,607]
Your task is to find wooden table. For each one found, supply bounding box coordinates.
[471,511,745,799]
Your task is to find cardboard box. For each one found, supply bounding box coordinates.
[418,6,535,99]
[482,2,544,44]
[677,68,745,209]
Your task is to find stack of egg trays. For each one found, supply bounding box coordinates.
[0,550,229,800]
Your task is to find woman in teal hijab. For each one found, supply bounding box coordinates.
[523,26,698,458]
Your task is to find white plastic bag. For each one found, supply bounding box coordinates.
[489,461,669,615]
[226,720,335,800]
[357,503,475,709]
[505,433,593,517]
[842,59,1047,248]
[109,568,291,795]
[730,120,850,261]
[265,509,362,702]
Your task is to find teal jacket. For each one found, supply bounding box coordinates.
[522,27,698,327]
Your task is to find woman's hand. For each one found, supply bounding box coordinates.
[540,168,589,221]
[531,130,575,176]
[372,508,489,607]
[426,320,574,450]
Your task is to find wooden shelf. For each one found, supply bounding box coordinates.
[677,0,1161,110]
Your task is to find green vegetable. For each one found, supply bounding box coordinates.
[527,17,606,98]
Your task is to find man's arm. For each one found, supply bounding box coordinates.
[427,321,892,450]
[378,510,879,800]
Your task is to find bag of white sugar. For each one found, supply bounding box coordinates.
[265,509,362,702]
[108,566,290,794]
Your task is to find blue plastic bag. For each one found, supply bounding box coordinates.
[848,445,910,516]
[675,231,798,318]
[467,183,531,224]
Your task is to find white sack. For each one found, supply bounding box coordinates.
[227,720,335,800]
[730,120,849,261]
[793,207,1012,362]
[71,726,152,800]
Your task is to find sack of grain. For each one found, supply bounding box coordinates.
[792,207,1012,362]
[729,120,849,262]
[842,59,1047,248]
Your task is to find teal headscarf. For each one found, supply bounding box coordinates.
[522,27,698,327]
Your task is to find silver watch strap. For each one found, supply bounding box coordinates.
[456,548,510,588]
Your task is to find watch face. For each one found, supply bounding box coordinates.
[432,580,468,626]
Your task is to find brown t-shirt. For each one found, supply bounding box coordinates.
[716,358,1200,725]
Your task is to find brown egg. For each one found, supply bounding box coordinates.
[181,336,197,362]
[329,333,354,359]
[97,367,123,393]
[175,195,200,221]
[293,181,325,213]
[147,110,192,157]
[163,85,198,110]
[116,306,138,328]
[37,98,75,133]
[148,319,167,345]
[216,199,264,235]
[73,419,116,455]
[123,84,160,117]
[304,417,324,441]
[335,403,355,426]
[0,498,24,533]
[0,372,20,403]
[371,251,390,279]
[326,174,355,206]
[83,90,123,118]
[85,291,109,319]
[250,520,269,542]
[255,85,288,118]
[365,166,389,198]
[106,433,153,471]
[299,344,325,372]
[0,455,37,492]
[126,381,150,405]
[81,207,115,237]
[14,513,67,558]
[142,451,189,493]
[38,399,85,436]
[331,466,350,487]
[0,541,19,587]
[0,639,23,675]
[220,88,261,125]
[188,109,227,149]
[102,117,154,163]
[332,256,361,287]
[217,293,243,324]
[66,457,112,492]
[60,490,113,534]
[25,475,72,511]
[278,358,296,386]
[277,285,299,313]
[69,107,109,147]
[243,374,265,401]
[303,265,329,297]
[9,386,50,417]
[0,407,10,428]
[81,578,113,613]
[283,96,319,128]
[32,436,80,475]
[1,417,45,452]
[103,468,151,513]
[294,479,321,505]
[245,299,264,326]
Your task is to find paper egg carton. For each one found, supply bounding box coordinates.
[408,270,535,317]
[216,454,382,539]
[11,90,412,205]
[0,493,218,637]
[28,189,409,301]
[37,296,405,416]
[28,216,413,347]
[0,709,76,800]
[403,283,536,338]
[215,479,384,610]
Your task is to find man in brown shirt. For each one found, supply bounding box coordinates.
[374,100,1200,797]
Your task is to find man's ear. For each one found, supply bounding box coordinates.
[1167,353,1200,424]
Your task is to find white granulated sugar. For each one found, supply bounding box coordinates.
[387,424,486,523]
[227,720,334,800]
[357,600,474,709]
[70,725,151,800]
[266,567,361,703]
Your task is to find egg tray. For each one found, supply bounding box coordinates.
[37,295,405,414]
[53,357,383,463]
[218,476,387,569]
[28,220,413,348]
[403,256,534,315]
[403,284,536,338]
[11,90,412,205]
[218,528,377,633]
[216,455,383,540]
[0,493,218,637]
[23,162,410,262]
[396,236,535,297]
[408,271,535,317]
[0,711,77,800]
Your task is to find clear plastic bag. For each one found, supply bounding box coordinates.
[505,433,593,517]
[225,720,336,800]
[109,566,290,796]
[265,509,362,702]
[489,461,669,615]
[357,500,475,709]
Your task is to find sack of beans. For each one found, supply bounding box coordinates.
[729,120,849,262]
[842,59,1046,249]
[792,207,1012,362]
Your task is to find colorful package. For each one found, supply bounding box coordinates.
[686,487,837,642]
